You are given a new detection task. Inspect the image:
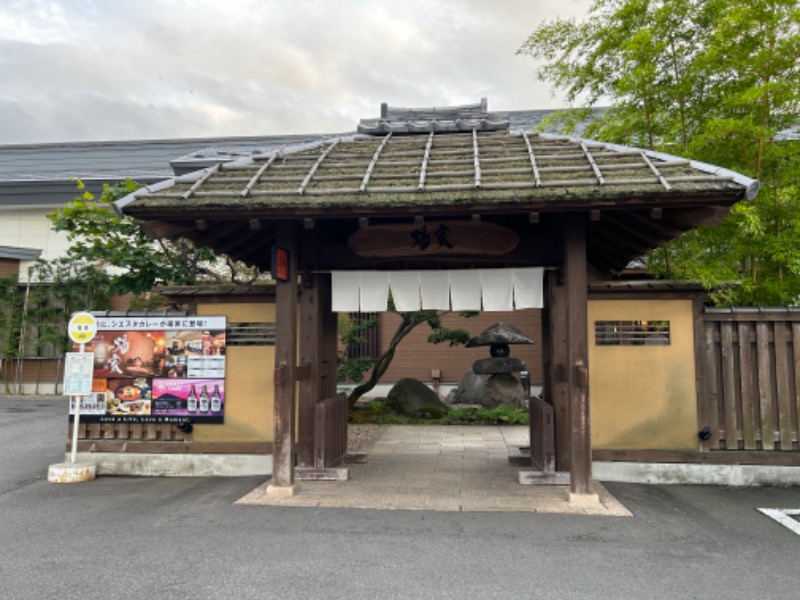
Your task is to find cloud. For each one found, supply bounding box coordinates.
[0,0,592,143]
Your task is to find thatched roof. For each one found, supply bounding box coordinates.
[116,130,756,219]
[113,101,759,275]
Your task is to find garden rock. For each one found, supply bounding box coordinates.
[483,373,526,408]
[449,370,486,405]
[387,378,448,415]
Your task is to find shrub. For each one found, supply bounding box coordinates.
[349,400,529,426]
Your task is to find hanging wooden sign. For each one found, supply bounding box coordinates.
[272,246,290,282]
[348,221,519,258]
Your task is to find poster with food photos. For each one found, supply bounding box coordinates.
[71,316,226,424]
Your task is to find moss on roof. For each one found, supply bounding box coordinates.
[121,131,752,217]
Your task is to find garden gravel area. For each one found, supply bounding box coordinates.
[347,424,383,452]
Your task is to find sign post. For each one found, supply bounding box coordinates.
[48,312,98,483]
[66,312,97,463]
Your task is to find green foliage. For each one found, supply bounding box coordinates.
[349,400,529,425]
[0,260,113,393]
[48,179,223,295]
[520,0,800,305]
[0,277,25,360]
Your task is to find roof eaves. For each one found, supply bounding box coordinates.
[589,279,704,291]
[704,306,800,314]
[539,133,760,201]
[113,133,362,216]
[0,245,42,260]
[114,178,177,217]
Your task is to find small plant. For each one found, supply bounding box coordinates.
[446,406,528,425]
[417,406,447,419]
[349,400,529,426]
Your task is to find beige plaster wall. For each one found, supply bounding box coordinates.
[589,299,697,450]
[193,303,275,443]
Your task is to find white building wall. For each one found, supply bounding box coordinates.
[0,207,71,281]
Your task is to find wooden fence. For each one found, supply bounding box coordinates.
[1,357,63,394]
[70,421,187,446]
[699,310,800,452]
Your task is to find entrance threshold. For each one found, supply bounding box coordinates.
[236,425,631,516]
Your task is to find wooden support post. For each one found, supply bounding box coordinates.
[545,269,571,471]
[564,214,592,496]
[272,223,299,488]
[320,276,339,401]
[297,232,322,467]
[536,287,551,469]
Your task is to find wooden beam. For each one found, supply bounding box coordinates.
[625,210,684,239]
[587,224,652,256]
[202,220,247,243]
[563,213,592,495]
[320,275,339,401]
[671,206,728,228]
[584,234,636,270]
[214,228,271,261]
[545,268,571,471]
[297,231,322,467]
[583,245,621,277]
[139,221,193,239]
[272,223,299,488]
[602,211,671,247]
[693,298,712,452]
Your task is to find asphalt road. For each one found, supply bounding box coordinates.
[1,396,799,600]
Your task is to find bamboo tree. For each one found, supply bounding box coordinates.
[520,0,800,305]
[0,277,25,393]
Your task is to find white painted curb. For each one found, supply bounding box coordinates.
[71,452,273,477]
[594,461,800,486]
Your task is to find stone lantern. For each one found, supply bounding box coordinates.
[466,322,534,407]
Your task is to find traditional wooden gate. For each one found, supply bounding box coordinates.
[699,309,800,452]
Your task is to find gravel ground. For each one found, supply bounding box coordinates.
[347,423,382,452]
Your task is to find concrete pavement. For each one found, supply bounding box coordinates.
[4,396,800,599]
[238,425,631,516]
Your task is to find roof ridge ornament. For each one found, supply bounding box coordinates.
[358,99,510,135]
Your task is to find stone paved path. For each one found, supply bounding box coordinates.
[237,425,631,515]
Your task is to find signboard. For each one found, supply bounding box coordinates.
[272,246,290,282]
[347,221,519,258]
[71,315,227,424]
[63,352,94,397]
[67,312,97,345]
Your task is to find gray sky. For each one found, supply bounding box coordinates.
[0,0,591,144]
